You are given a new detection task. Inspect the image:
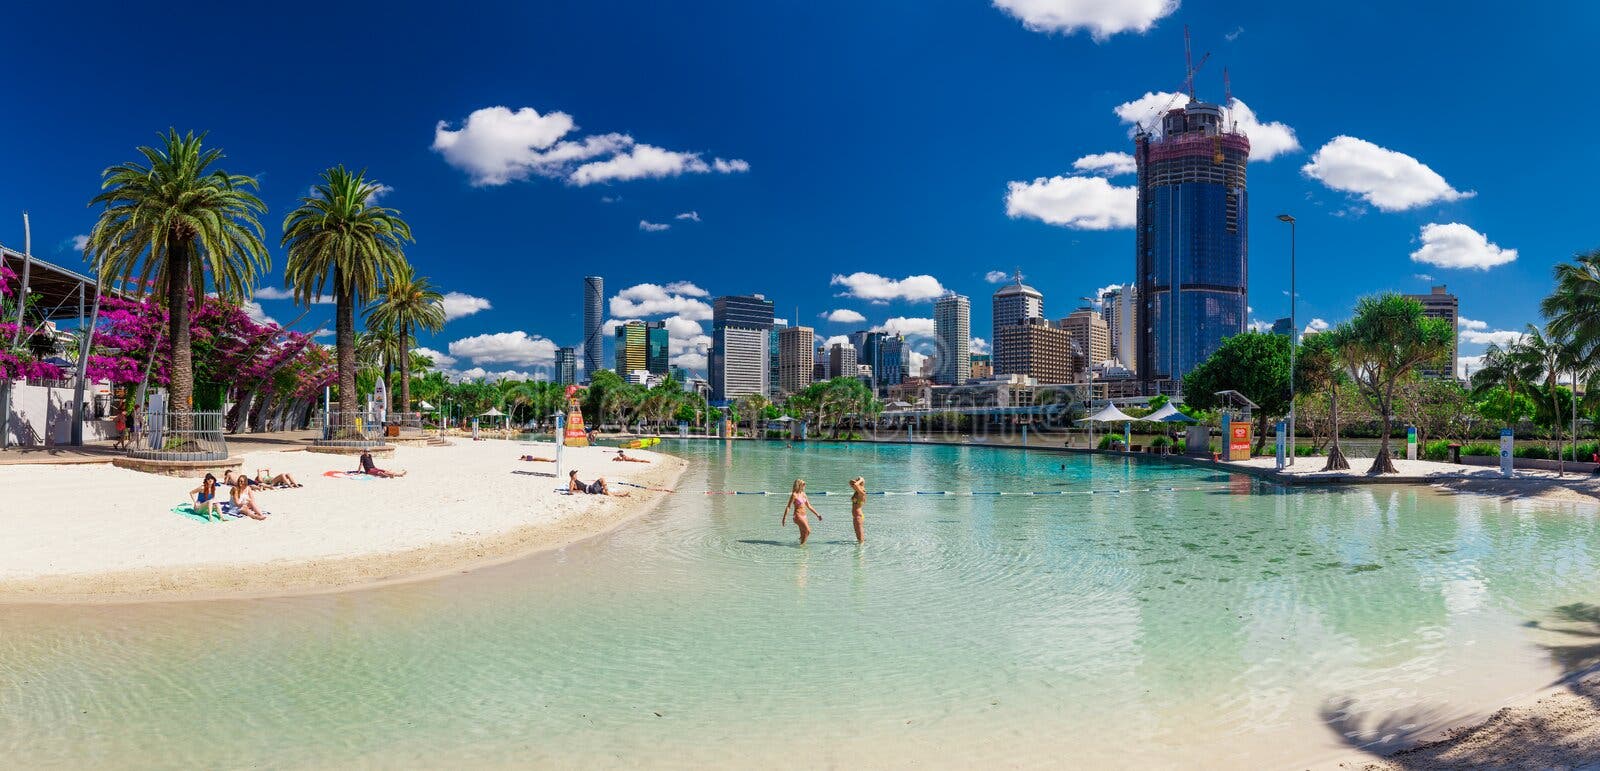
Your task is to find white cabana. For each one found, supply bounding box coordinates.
[1077,403,1136,450]
[1146,402,1198,423]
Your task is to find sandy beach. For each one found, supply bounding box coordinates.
[0,439,687,602]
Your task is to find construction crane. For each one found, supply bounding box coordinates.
[1135,26,1211,136]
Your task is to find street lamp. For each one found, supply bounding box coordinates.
[1277,213,1297,465]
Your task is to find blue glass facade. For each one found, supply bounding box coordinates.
[1134,103,1250,390]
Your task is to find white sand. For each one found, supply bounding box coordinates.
[0,439,686,602]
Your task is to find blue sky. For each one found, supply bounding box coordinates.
[0,0,1588,380]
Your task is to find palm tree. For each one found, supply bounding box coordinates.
[282,166,412,438]
[1522,325,1579,472]
[356,324,402,409]
[366,265,445,415]
[1298,326,1350,471]
[87,130,268,430]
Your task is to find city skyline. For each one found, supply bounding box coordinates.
[0,1,1565,384]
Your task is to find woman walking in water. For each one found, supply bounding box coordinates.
[781,479,822,545]
[849,476,867,544]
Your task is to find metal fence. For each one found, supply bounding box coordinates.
[319,409,382,443]
[127,410,229,461]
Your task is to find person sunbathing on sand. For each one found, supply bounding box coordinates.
[568,470,629,496]
[230,478,267,520]
[189,473,224,522]
[359,450,407,478]
[520,455,555,462]
[254,468,302,488]
[613,450,649,463]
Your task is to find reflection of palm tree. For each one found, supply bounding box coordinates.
[87,130,269,430]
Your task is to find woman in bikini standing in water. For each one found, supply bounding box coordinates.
[781,479,821,545]
[849,476,866,544]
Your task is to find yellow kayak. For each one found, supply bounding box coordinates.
[622,437,661,450]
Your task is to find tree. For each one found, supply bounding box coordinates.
[1522,324,1579,471]
[282,166,412,437]
[1472,385,1535,427]
[366,264,445,415]
[1295,328,1351,470]
[1340,294,1454,474]
[87,130,268,431]
[1182,331,1293,453]
[356,324,400,409]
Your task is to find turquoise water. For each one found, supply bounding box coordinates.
[3,441,1599,768]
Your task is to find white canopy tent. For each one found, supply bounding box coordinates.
[1146,402,1198,423]
[1076,403,1137,449]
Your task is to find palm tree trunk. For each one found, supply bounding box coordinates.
[336,273,358,438]
[1324,381,1349,471]
[167,241,194,434]
[1369,401,1398,474]
[399,325,411,415]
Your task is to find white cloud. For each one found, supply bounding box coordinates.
[1413,273,1436,282]
[1459,317,1488,331]
[639,220,671,232]
[1410,223,1517,270]
[70,234,89,251]
[675,211,701,222]
[1303,318,1329,335]
[440,291,492,321]
[1249,319,1273,333]
[984,270,1012,284]
[610,283,714,320]
[822,308,867,324]
[663,281,707,297]
[431,105,747,187]
[823,334,853,348]
[1225,26,1244,42]
[906,349,929,377]
[970,337,990,355]
[1072,151,1136,176]
[256,286,334,304]
[412,346,458,369]
[871,317,937,338]
[1302,136,1473,211]
[451,367,539,383]
[991,0,1177,40]
[1005,175,1136,230]
[1460,328,1526,347]
[1093,283,1122,301]
[366,183,394,202]
[663,316,703,341]
[313,329,333,338]
[830,272,947,303]
[1113,93,1299,161]
[447,331,558,366]
[242,301,276,326]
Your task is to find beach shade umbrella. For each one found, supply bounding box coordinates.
[1147,402,1198,423]
[419,400,436,412]
[1076,403,1137,424]
[774,415,794,422]
[480,407,504,417]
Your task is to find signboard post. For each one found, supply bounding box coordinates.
[1500,428,1514,478]
[1275,420,1286,470]
[1406,426,1418,461]
[554,413,564,479]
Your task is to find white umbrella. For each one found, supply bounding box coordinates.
[419,400,436,411]
[481,407,504,417]
[1077,403,1136,423]
[1146,402,1198,423]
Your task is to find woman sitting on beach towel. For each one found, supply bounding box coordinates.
[189,474,224,522]
[230,478,267,520]
[567,470,628,497]
[359,450,407,478]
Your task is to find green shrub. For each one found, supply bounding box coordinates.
[1097,434,1119,449]
[1150,436,1171,448]
[1174,440,1186,454]
[1294,445,1320,457]
[1514,445,1551,460]
[1422,439,1453,462]
[1461,442,1498,457]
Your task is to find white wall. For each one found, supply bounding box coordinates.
[3,382,116,447]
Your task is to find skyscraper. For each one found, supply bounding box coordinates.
[646,322,669,375]
[778,326,815,395]
[934,293,971,386]
[1135,93,1249,392]
[614,321,650,375]
[555,346,577,385]
[995,318,1076,383]
[710,294,775,403]
[768,320,787,398]
[1059,308,1111,367]
[991,273,1044,364]
[1404,285,1459,379]
[1100,283,1138,372]
[827,342,858,380]
[583,276,604,378]
[855,331,904,394]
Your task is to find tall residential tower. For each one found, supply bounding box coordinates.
[934,293,971,386]
[1135,94,1249,392]
[583,276,605,378]
[709,294,774,403]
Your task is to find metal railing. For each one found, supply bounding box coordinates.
[318,409,383,444]
[127,410,229,461]
[394,411,424,438]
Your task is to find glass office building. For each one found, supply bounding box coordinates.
[1135,100,1249,391]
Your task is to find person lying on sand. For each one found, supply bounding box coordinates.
[230,478,267,520]
[222,469,259,489]
[359,450,407,478]
[613,450,649,463]
[189,473,224,522]
[254,468,301,488]
[568,470,630,496]
[520,455,555,462]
